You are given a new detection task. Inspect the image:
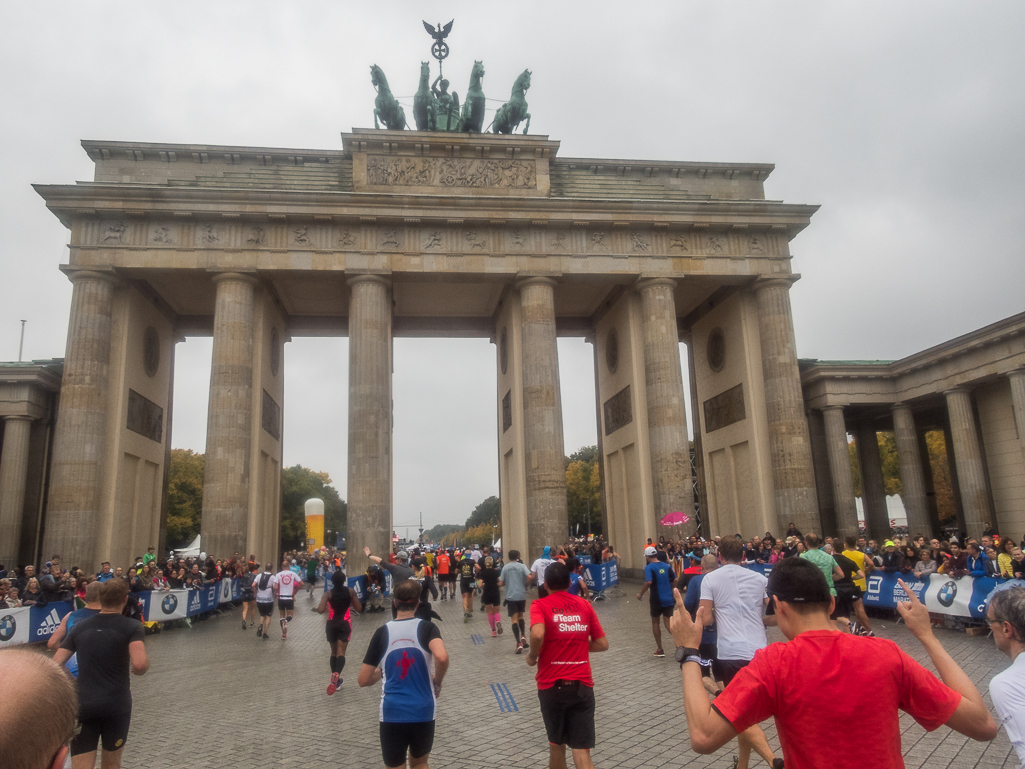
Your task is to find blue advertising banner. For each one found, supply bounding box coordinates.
[582,562,619,592]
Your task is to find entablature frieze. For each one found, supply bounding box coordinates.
[66,217,794,264]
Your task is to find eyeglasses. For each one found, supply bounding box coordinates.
[987,616,1006,627]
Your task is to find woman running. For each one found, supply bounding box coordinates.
[316,570,362,694]
[240,563,258,630]
[478,556,503,637]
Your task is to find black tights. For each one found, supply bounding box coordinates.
[329,655,347,674]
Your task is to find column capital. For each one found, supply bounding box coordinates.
[891,401,912,412]
[210,271,260,288]
[515,275,558,291]
[1006,368,1025,382]
[2,415,34,424]
[634,276,677,293]
[943,386,970,397]
[753,273,801,293]
[60,266,120,287]
[345,273,391,289]
[821,404,845,413]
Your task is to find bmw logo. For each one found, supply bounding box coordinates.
[0,614,15,642]
[161,594,178,615]
[937,580,957,608]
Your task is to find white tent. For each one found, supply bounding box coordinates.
[173,534,201,558]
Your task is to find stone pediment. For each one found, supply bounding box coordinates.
[343,129,557,197]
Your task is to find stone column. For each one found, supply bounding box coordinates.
[1009,369,1025,469]
[753,275,819,535]
[822,406,858,539]
[517,277,568,560]
[944,388,992,538]
[346,275,393,578]
[892,404,931,538]
[0,416,34,567]
[201,273,258,560]
[44,270,117,570]
[637,278,695,537]
[854,424,889,541]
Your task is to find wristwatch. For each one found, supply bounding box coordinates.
[675,646,702,668]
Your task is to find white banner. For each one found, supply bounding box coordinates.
[149,590,190,621]
[219,578,232,604]
[923,573,977,617]
[0,606,31,647]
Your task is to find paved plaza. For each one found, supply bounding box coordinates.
[114,580,1018,769]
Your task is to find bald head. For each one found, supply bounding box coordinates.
[700,554,718,572]
[0,649,77,769]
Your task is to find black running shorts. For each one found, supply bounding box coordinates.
[699,642,718,678]
[257,602,274,617]
[482,588,501,606]
[712,658,750,687]
[278,598,294,611]
[649,597,674,619]
[326,619,352,644]
[72,709,132,755]
[380,720,435,766]
[506,599,526,617]
[440,572,455,583]
[537,682,596,750]
[460,579,475,595]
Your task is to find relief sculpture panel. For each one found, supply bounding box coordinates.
[366,156,536,189]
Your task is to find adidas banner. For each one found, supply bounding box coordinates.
[0,603,73,648]
[582,563,619,592]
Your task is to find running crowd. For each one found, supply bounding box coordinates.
[2,523,1025,769]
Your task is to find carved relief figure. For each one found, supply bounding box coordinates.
[246,226,265,246]
[339,229,357,247]
[292,226,310,245]
[552,232,567,251]
[464,230,486,250]
[630,233,650,252]
[366,156,535,189]
[101,222,127,244]
[422,231,443,250]
[707,235,726,254]
[510,229,528,248]
[668,234,689,252]
[151,226,172,244]
[748,235,765,253]
[590,232,610,251]
[200,226,219,244]
[381,229,400,247]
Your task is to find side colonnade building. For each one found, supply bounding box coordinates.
[6,129,825,577]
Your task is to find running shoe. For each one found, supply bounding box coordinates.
[496,622,503,635]
[249,621,254,627]
[653,649,665,657]
[242,621,247,630]
[327,672,340,695]
[256,626,263,638]
[281,618,288,640]
[463,612,470,623]
[515,641,523,654]
[491,630,497,638]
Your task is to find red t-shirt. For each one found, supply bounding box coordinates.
[437,554,450,575]
[713,631,961,769]
[529,592,605,689]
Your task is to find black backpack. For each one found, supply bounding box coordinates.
[258,572,272,591]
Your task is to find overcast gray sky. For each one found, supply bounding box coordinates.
[2,2,1023,532]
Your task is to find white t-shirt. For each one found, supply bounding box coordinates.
[254,572,275,603]
[699,563,768,661]
[990,653,1025,768]
[531,558,554,586]
[272,570,301,599]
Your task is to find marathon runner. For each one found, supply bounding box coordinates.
[316,570,362,695]
[499,550,531,653]
[458,549,478,622]
[272,559,303,640]
[478,556,503,637]
[254,563,275,640]
[436,549,452,601]
[240,563,258,629]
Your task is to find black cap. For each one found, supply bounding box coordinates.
[766,558,832,604]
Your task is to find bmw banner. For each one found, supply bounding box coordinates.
[0,606,31,647]
[148,590,190,621]
[219,578,233,604]
[923,573,997,619]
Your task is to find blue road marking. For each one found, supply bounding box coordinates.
[471,633,484,645]
[490,682,519,712]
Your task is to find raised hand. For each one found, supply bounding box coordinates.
[669,588,703,649]
[896,578,933,640]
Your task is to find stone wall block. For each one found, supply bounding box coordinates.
[0,417,34,567]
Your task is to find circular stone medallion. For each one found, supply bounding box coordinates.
[707,327,726,372]
[606,328,619,373]
[143,327,159,377]
[270,328,281,376]
[500,327,508,375]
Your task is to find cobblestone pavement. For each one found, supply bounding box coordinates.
[115,580,1019,769]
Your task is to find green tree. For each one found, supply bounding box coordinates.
[568,445,598,465]
[464,496,501,530]
[280,465,347,552]
[566,459,601,536]
[166,449,204,549]
[849,432,902,498]
[424,523,463,543]
[925,431,957,523]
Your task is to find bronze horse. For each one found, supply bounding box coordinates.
[460,60,486,133]
[413,62,436,131]
[370,64,405,130]
[492,69,530,135]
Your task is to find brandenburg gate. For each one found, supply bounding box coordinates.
[30,128,820,576]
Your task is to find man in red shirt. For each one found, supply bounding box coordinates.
[669,557,997,769]
[527,561,609,769]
